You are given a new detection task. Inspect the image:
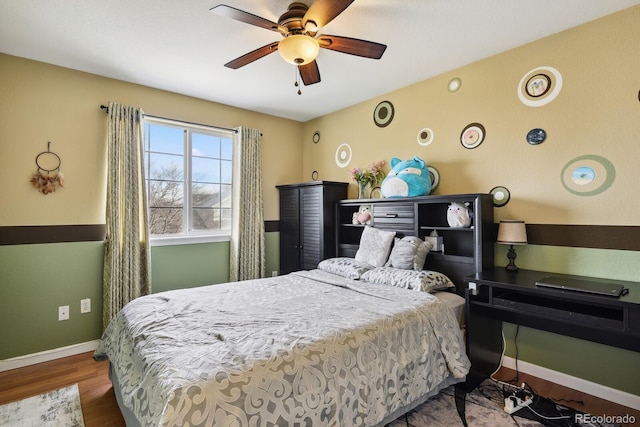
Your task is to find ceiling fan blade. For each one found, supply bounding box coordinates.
[302,0,354,33]
[224,42,279,69]
[210,4,286,34]
[299,61,321,85]
[318,35,386,59]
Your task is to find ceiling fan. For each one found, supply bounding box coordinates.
[210,0,387,89]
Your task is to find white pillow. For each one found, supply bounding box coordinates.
[385,236,433,270]
[355,226,396,267]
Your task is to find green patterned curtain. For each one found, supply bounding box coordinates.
[230,127,265,281]
[103,101,151,330]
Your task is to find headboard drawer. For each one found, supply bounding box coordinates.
[373,203,415,229]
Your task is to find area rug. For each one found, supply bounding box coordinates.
[0,384,85,427]
[388,380,619,427]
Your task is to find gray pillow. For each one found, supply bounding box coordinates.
[361,267,456,293]
[385,236,433,270]
[317,257,375,280]
[355,226,396,267]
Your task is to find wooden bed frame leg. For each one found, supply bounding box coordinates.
[454,383,468,427]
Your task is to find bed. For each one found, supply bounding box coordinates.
[95,225,474,426]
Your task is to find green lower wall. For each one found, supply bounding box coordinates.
[502,323,640,395]
[0,241,104,359]
[0,232,280,360]
[151,242,231,293]
[2,233,638,397]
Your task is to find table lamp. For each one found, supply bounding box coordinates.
[497,220,527,272]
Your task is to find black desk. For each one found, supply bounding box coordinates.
[463,269,640,388]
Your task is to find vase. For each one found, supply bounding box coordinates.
[358,183,368,199]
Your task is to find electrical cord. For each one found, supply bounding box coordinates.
[524,402,572,421]
[490,326,521,390]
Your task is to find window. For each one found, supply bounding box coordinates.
[143,117,233,245]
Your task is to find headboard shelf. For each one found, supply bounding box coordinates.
[336,193,494,295]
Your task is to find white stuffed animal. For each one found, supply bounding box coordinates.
[353,205,372,225]
[447,202,471,228]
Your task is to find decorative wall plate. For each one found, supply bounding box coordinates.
[369,187,382,199]
[525,74,551,97]
[312,131,320,143]
[518,66,563,107]
[373,101,394,128]
[334,143,352,168]
[417,127,434,146]
[561,155,615,196]
[448,77,462,92]
[460,123,485,149]
[428,166,440,191]
[526,128,546,145]
[311,170,319,180]
[490,186,511,207]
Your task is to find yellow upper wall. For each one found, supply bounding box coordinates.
[302,6,640,226]
[2,6,640,227]
[0,55,303,225]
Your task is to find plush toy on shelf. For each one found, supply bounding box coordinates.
[447,202,472,228]
[380,156,432,198]
[352,205,372,225]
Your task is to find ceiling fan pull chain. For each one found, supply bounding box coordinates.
[295,67,302,95]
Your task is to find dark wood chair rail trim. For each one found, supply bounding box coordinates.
[0,225,106,246]
[1,223,638,250]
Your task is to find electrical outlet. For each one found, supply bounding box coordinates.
[58,305,69,321]
[80,298,91,313]
[272,270,278,277]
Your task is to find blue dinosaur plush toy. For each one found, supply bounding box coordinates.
[380,156,432,198]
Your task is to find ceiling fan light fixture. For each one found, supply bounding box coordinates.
[304,20,318,33]
[278,34,320,65]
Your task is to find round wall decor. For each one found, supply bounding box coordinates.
[369,187,382,199]
[428,166,440,191]
[526,128,546,145]
[561,154,615,196]
[448,77,462,92]
[526,74,551,97]
[373,100,394,128]
[311,170,319,180]
[490,186,511,207]
[517,66,563,107]
[334,143,352,168]
[460,123,486,149]
[312,131,320,143]
[417,127,434,146]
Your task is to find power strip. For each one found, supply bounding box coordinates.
[504,390,533,414]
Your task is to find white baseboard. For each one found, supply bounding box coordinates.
[0,340,101,372]
[502,356,640,411]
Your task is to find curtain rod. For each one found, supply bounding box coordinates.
[100,105,238,134]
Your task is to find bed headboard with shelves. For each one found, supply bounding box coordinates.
[336,194,495,296]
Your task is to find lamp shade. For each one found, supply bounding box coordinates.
[497,220,528,245]
[278,34,320,65]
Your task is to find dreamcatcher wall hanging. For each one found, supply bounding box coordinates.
[31,141,65,195]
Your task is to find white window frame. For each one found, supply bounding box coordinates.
[143,117,234,246]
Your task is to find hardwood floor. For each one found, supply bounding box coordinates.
[0,352,125,426]
[0,352,638,426]
[493,367,640,425]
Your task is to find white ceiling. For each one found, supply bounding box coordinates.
[2,0,639,122]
